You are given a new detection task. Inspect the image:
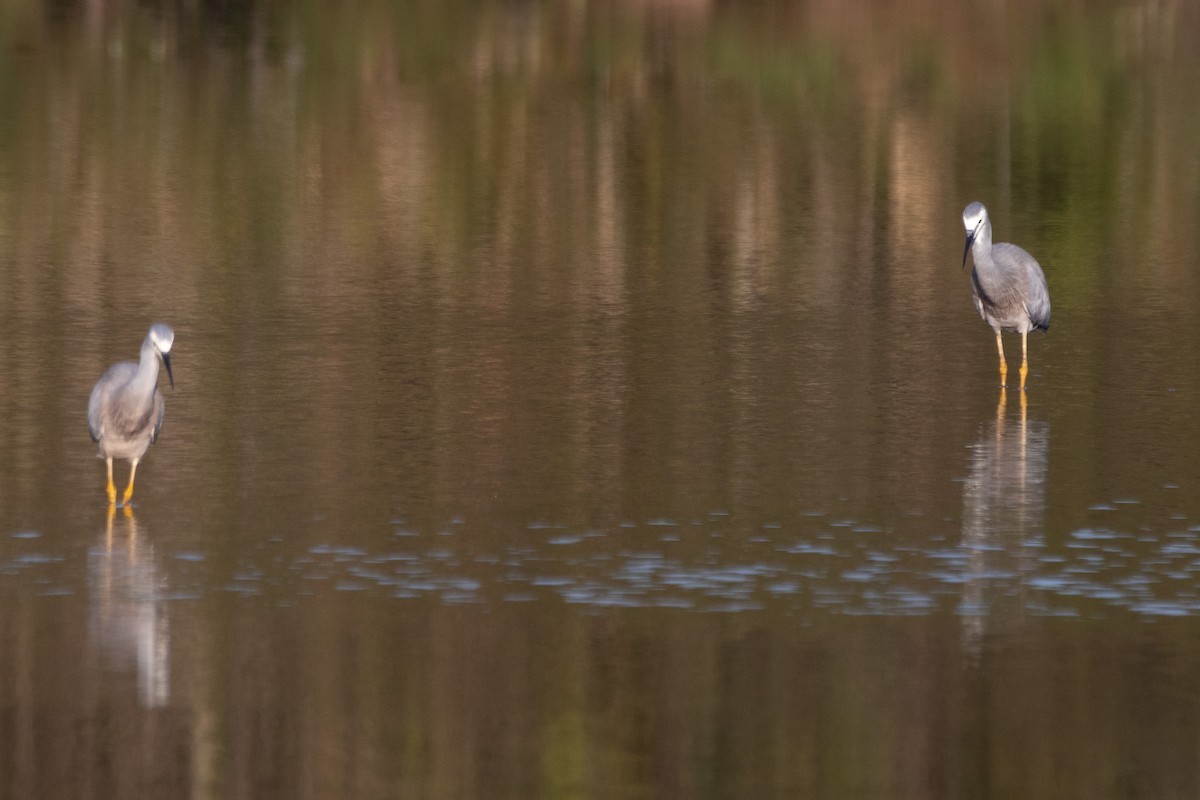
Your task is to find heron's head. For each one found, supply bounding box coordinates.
[961,201,988,267]
[148,323,175,389]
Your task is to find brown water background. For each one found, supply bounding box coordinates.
[0,1,1199,797]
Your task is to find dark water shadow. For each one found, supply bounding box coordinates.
[960,391,1049,656]
[88,506,170,708]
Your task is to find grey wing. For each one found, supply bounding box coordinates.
[993,243,1051,330]
[88,362,137,443]
[151,389,166,444]
[1023,258,1051,330]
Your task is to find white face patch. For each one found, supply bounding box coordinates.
[150,326,174,354]
[962,203,988,232]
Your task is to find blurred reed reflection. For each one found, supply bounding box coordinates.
[0,1,1197,797]
[960,392,1049,654]
[88,505,170,709]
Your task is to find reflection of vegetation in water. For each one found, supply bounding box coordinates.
[0,5,1199,796]
[0,0,1194,521]
[0,1,1193,286]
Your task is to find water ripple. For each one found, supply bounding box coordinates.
[9,511,1200,618]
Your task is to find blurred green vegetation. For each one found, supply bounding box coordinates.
[0,0,1191,268]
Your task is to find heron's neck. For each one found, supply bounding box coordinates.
[971,221,994,267]
[128,339,162,396]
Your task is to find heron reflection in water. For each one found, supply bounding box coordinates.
[89,505,170,708]
[960,391,1048,655]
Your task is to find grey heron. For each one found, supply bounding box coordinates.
[962,202,1051,390]
[88,324,175,505]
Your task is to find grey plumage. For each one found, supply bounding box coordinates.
[962,202,1051,389]
[88,324,175,504]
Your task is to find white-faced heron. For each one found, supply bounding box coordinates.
[962,202,1051,390]
[88,324,175,504]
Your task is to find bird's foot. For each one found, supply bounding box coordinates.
[106,482,117,505]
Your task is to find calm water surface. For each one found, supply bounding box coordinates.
[0,1,1199,797]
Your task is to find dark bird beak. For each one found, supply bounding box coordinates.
[161,352,174,390]
[962,220,981,268]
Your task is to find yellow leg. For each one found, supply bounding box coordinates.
[122,459,139,506]
[105,458,117,505]
[1019,330,1029,391]
[995,330,1007,388]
